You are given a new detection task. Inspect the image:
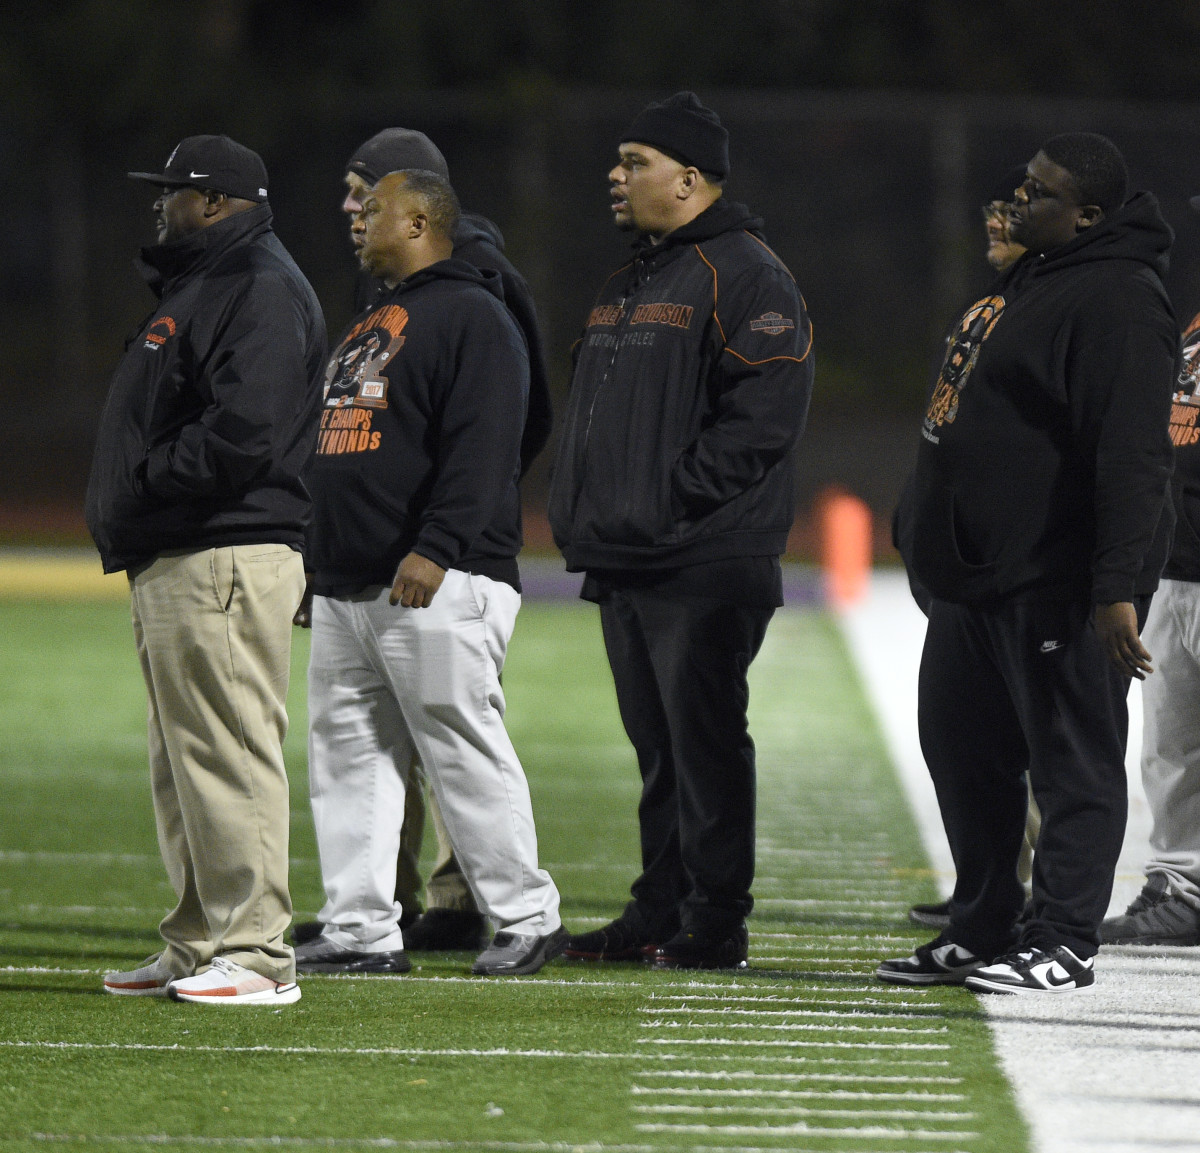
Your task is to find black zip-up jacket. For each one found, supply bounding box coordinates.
[548,199,814,571]
[307,258,528,597]
[1164,308,1200,581]
[910,191,1178,606]
[353,212,552,476]
[85,204,328,574]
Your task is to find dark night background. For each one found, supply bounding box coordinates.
[5,0,1200,556]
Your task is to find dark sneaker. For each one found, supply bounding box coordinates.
[563,917,661,961]
[965,944,1094,994]
[1121,872,1169,916]
[404,909,490,951]
[292,906,420,946]
[472,926,570,976]
[290,920,325,946]
[876,935,983,986]
[652,925,749,971]
[1101,875,1200,946]
[294,936,411,974]
[908,899,951,929]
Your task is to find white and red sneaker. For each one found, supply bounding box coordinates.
[103,957,176,997]
[168,956,301,1006]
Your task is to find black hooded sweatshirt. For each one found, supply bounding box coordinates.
[85,204,328,574]
[307,257,528,597]
[1163,308,1200,581]
[909,191,1179,607]
[548,198,813,572]
[353,212,553,476]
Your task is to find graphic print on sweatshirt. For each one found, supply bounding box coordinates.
[1170,311,1200,448]
[923,295,1007,444]
[317,305,408,456]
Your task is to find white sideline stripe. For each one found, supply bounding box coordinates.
[640,1020,947,1034]
[641,1008,934,1020]
[29,1139,665,1152]
[0,1041,667,1060]
[635,1071,961,1084]
[647,994,935,1007]
[9,904,162,915]
[638,1039,951,1050]
[630,1087,966,1101]
[637,1122,979,1140]
[750,933,913,942]
[633,1104,975,1119]
[0,851,319,867]
[754,898,901,909]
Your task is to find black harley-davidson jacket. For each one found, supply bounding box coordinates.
[548,199,814,572]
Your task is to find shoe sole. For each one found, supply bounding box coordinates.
[169,982,302,1006]
[875,964,980,986]
[652,957,749,971]
[1101,935,1200,946]
[965,974,1095,995]
[297,958,411,974]
[103,982,171,997]
[908,912,952,929]
[562,947,648,962]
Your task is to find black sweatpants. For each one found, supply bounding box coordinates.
[919,596,1147,960]
[598,586,773,936]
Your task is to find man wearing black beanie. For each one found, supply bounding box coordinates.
[549,92,814,969]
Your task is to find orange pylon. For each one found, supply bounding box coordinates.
[817,487,873,607]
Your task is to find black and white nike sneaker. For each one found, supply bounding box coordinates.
[965,944,1095,994]
[876,935,984,986]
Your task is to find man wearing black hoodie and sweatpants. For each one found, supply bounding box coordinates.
[549,93,814,970]
[877,133,1178,994]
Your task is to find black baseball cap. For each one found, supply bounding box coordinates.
[128,135,269,202]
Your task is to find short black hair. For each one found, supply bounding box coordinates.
[1039,133,1129,215]
[391,168,461,238]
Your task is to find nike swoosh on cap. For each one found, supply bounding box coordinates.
[189,171,210,179]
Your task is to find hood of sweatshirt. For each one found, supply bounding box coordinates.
[384,256,506,304]
[1009,190,1173,285]
[452,212,506,252]
[634,198,765,258]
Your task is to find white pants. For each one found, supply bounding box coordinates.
[307,570,560,951]
[1140,578,1200,906]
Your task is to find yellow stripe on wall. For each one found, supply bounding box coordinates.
[0,552,129,601]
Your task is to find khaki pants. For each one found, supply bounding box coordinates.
[396,766,477,913]
[130,544,304,982]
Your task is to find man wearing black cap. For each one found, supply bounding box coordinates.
[1102,193,1200,950]
[876,133,1177,994]
[86,135,327,1005]
[548,92,814,969]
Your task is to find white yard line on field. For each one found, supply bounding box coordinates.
[838,569,1200,1153]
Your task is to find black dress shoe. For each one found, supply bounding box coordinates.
[290,920,325,946]
[403,909,490,951]
[292,905,421,947]
[563,917,661,961]
[294,937,412,974]
[652,925,749,970]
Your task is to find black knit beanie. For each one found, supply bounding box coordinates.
[620,92,730,179]
[347,128,450,185]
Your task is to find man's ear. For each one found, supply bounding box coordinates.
[203,191,227,220]
[678,166,701,201]
[1076,204,1104,232]
[409,211,429,238]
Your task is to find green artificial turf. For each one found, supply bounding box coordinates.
[0,592,1028,1152]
